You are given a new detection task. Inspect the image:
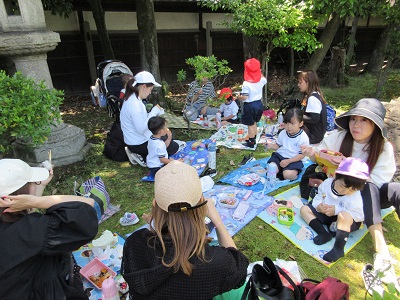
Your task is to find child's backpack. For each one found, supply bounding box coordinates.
[103,120,129,162]
[326,104,336,131]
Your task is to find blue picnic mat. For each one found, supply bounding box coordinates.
[257,186,395,267]
[204,184,275,240]
[218,157,314,193]
[141,139,211,181]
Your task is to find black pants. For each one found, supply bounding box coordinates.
[127,140,179,161]
[362,182,400,227]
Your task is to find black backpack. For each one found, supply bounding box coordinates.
[103,120,129,162]
[299,164,328,200]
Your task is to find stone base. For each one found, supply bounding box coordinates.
[12,122,91,167]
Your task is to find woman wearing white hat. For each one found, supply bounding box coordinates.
[0,159,98,299]
[120,71,179,166]
[121,161,248,299]
[301,98,400,288]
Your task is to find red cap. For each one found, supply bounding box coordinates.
[219,87,233,100]
[244,58,262,83]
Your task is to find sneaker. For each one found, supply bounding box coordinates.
[374,253,398,285]
[239,153,256,166]
[125,147,147,167]
[175,140,187,153]
[119,212,139,226]
[242,140,256,149]
[200,167,217,178]
[361,263,384,297]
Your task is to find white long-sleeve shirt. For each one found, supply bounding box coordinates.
[120,94,163,145]
[316,130,395,188]
[312,178,364,222]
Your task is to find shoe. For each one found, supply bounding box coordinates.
[175,140,187,153]
[200,167,217,178]
[361,263,384,297]
[125,147,138,165]
[242,141,256,149]
[119,212,139,226]
[125,147,147,167]
[374,253,398,285]
[239,154,256,166]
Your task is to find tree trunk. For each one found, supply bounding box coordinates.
[87,0,114,60]
[365,25,391,75]
[375,57,397,98]
[346,16,359,67]
[243,35,262,61]
[136,0,163,104]
[323,46,346,87]
[306,12,341,71]
[289,48,295,82]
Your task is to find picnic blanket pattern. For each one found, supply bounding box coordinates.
[257,186,395,267]
[73,233,126,299]
[141,139,211,181]
[209,123,264,150]
[204,184,275,240]
[219,157,314,193]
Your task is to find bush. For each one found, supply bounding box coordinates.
[0,71,64,154]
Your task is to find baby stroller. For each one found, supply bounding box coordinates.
[90,59,133,121]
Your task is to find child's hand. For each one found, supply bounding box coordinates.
[324,205,335,217]
[178,158,184,162]
[279,159,290,168]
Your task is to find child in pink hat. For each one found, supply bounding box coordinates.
[236,58,267,148]
[300,157,369,262]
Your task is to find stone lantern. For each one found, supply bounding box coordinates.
[0,0,90,166]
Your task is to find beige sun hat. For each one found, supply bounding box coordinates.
[154,160,206,212]
[0,159,49,196]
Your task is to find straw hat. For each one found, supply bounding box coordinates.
[154,161,205,212]
[335,98,387,139]
[244,58,262,83]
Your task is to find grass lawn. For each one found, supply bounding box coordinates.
[52,70,400,299]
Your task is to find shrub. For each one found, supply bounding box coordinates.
[0,71,63,154]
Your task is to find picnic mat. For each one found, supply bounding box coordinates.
[219,157,314,193]
[73,232,126,299]
[257,186,395,267]
[204,184,275,240]
[141,139,210,181]
[209,123,264,150]
[163,111,216,130]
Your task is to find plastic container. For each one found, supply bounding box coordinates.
[277,207,294,226]
[80,257,116,290]
[277,112,283,124]
[266,163,278,190]
[208,141,217,170]
[218,197,239,208]
[102,278,119,300]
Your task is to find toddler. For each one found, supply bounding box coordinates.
[146,116,175,178]
[218,87,239,125]
[236,58,266,148]
[265,108,309,180]
[300,157,369,262]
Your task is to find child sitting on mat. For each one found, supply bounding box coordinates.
[218,87,239,125]
[147,116,178,178]
[300,157,369,262]
[265,108,309,180]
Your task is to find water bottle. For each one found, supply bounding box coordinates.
[277,112,283,124]
[216,112,222,129]
[208,141,217,170]
[266,163,278,190]
[102,278,119,300]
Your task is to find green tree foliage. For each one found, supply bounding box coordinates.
[0,71,63,154]
[200,0,320,60]
[41,0,73,18]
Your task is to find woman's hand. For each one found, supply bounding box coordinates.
[300,145,315,157]
[40,169,53,187]
[0,194,39,213]
[206,198,223,227]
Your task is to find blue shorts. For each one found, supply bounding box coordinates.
[241,100,263,125]
[267,152,303,180]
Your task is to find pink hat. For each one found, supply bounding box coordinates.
[335,157,369,180]
[219,87,233,100]
[244,58,262,83]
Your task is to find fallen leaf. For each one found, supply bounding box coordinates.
[289,255,296,261]
[382,226,388,232]
[258,225,264,229]
[230,160,235,166]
